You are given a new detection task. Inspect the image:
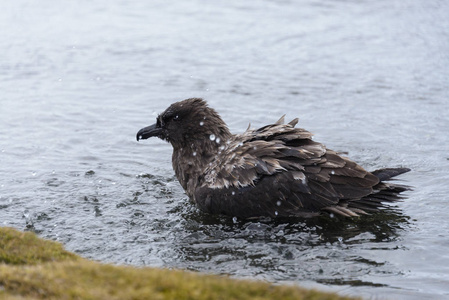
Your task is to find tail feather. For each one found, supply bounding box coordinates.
[343,168,411,216]
[371,167,411,181]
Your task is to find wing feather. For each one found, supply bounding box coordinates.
[196,120,382,218]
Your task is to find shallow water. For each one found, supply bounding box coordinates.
[1,0,449,299]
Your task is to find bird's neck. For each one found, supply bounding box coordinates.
[171,132,231,198]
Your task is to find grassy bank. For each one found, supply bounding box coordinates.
[0,227,357,300]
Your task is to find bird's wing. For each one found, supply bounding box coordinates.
[195,118,380,218]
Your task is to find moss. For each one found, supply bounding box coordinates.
[0,227,358,300]
[0,228,79,265]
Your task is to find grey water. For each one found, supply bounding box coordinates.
[1,0,448,299]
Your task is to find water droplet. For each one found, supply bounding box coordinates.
[330,213,335,218]
[31,172,37,177]
[215,137,221,143]
[209,134,216,141]
[138,135,142,140]
[338,237,343,242]
[331,170,335,175]
[193,151,197,156]
[232,191,235,195]
[219,145,225,151]
[275,211,278,216]
[232,216,238,223]
[253,146,257,150]
[199,121,204,126]
[276,201,281,206]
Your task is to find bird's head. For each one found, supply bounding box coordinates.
[136,98,231,148]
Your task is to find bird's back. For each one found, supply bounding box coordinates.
[194,117,409,218]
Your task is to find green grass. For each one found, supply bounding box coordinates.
[0,227,79,265]
[0,227,358,300]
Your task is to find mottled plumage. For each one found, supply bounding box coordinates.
[137,98,410,219]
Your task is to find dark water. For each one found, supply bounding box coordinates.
[1,1,449,299]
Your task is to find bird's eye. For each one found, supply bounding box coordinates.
[173,115,179,121]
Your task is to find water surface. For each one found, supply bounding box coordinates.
[1,1,449,299]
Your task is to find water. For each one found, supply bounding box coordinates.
[1,0,449,299]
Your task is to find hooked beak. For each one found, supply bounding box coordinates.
[136,123,162,141]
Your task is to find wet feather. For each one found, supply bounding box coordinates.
[137,98,411,219]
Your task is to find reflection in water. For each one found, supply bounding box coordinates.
[163,201,411,287]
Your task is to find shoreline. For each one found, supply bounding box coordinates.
[0,227,357,300]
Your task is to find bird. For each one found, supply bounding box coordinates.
[136,98,410,219]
